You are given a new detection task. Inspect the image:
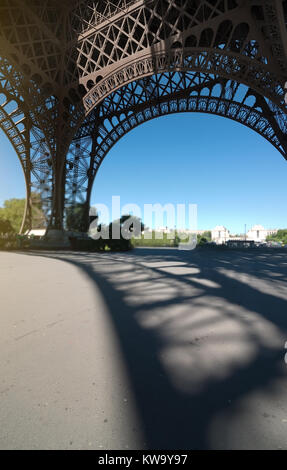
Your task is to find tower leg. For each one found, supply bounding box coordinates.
[43,152,71,247]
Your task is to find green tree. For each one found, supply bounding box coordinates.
[119,215,145,238]
[0,193,46,233]
[66,203,89,232]
[109,215,144,240]
[0,198,26,232]
[267,229,287,245]
[197,235,208,246]
[202,231,211,241]
[0,218,15,235]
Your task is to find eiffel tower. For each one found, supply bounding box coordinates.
[0,1,286,237]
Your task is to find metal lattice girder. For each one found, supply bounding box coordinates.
[64,69,287,216]
[0,1,286,230]
[0,58,54,231]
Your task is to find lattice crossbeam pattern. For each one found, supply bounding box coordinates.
[0,1,286,231]
[65,70,287,217]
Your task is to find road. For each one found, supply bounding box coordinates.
[0,248,287,449]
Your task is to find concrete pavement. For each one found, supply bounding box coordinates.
[0,248,287,449]
[0,251,143,450]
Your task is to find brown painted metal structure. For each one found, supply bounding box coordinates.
[0,0,286,232]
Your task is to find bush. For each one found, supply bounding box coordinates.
[0,218,18,250]
[197,236,208,246]
[132,231,178,247]
[0,218,15,235]
[69,236,132,252]
[0,233,18,250]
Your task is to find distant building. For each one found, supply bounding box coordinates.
[247,225,277,242]
[211,226,230,244]
[178,229,208,235]
[144,228,208,235]
[156,226,174,234]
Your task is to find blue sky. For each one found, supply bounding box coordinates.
[0,112,286,234]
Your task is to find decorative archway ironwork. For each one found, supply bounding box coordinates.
[64,69,287,229]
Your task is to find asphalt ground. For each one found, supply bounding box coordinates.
[0,248,287,449]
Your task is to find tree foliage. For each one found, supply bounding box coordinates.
[202,231,212,241]
[0,198,26,232]
[0,218,15,235]
[0,193,46,233]
[66,203,88,232]
[266,229,287,245]
[197,235,208,246]
[110,215,145,239]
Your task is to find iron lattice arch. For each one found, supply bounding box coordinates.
[0,0,286,232]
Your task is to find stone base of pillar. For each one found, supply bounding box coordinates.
[30,229,71,249]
